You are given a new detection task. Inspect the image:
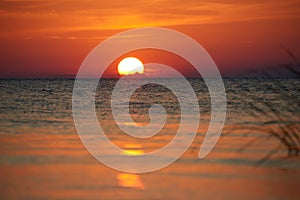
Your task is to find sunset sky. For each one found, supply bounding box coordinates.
[0,0,299,78]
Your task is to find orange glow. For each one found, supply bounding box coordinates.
[0,0,299,78]
[121,149,144,156]
[117,57,144,76]
[121,143,144,156]
[117,173,145,189]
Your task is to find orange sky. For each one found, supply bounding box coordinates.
[0,0,299,78]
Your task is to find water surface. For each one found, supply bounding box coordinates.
[0,78,299,199]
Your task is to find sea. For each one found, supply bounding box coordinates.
[0,78,299,199]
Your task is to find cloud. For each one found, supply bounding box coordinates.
[0,0,299,39]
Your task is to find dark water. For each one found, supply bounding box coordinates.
[0,78,299,199]
[1,78,299,127]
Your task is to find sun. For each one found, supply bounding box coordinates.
[117,57,144,76]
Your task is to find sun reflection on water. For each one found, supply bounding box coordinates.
[117,144,145,189]
[120,143,144,156]
[117,173,145,190]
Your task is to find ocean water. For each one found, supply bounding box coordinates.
[0,78,299,199]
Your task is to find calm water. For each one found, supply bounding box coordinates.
[0,78,299,199]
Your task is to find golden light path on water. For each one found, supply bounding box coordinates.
[118,144,145,189]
